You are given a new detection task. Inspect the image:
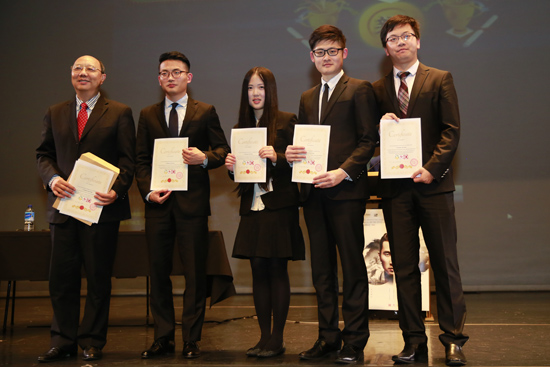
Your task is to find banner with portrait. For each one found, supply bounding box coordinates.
[363,209,430,311]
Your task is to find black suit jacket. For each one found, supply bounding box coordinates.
[135,97,229,217]
[298,74,379,201]
[232,111,300,216]
[373,63,460,197]
[36,95,136,224]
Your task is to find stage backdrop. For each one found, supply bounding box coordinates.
[1,0,549,294]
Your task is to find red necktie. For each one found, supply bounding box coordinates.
[77,102,88,140]
[398,71,410,118]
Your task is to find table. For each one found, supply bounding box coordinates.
[0,230,236,330]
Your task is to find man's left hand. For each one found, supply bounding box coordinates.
[412,167,434,184]
[94,189,117,206]
[312,169,347,189]
[182,147,207,165]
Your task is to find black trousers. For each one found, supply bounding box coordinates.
[382,184,468,347]
[49,218,120,350]
[303,188,369,349]
[146,210,208,343]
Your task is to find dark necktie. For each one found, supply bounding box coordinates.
[77,102,88,140]
[169,102,179,137]
[398,71,410,118]
[320,83,329,123]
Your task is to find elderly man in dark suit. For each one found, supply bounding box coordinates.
[285,25,378,364]
[373,15,468,366]
[36,55,135,362]
[136,51,229,359]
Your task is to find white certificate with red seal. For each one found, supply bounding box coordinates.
[380,118,422,179]
[56,159,116,224]
[231,127,267,183]
[151,137,189,191]
[291,124,330,183]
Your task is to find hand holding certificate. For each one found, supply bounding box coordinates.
[380,118,422,179]
[291,125,330,183]
[151,138,189,191]
[55,153,119,225]
[230,128,267,183]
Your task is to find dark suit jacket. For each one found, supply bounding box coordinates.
[135,97,229,217]
[373,63,460,197]
[298,74,379,201]
[36,95,136,224]
[231,111,300,216]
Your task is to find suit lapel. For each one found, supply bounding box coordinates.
[320,75,348,125]
[384,72,400,114]
[408,63,429,116]
[80,96,107,141]
[309,85,321,125]
[67,100,79,142]
[155,101,171,137]
[180,97,197,136]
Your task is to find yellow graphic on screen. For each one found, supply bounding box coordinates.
[296,0,356,30]
[358,1,424,48]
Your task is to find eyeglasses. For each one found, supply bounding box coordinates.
[386,33,416,45]
[312,48,344,57]
[71,65,102,73]
[159,69,188,79]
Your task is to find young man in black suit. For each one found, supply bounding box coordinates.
[285,25,378,364]
[36,55,135,362]
[136,51,229,359]
[373,15,468,366]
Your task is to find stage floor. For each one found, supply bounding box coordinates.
[1,292,549,366]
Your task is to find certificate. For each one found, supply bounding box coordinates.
[380,118,422,179]
[291,124,330,183]
[151,138,188,191]
[56,159,116,225]
[231,127,267,183]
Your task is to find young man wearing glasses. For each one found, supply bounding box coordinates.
[135,51,229,360]
[285,25,378,364]
[373,15,468,366]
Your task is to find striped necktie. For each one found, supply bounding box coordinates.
[398,71,410,118]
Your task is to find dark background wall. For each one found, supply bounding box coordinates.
[1,0,549,294]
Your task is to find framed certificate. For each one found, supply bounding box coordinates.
[380,118,422,179]
[230,127,267,183]
[150,138,189,191]
[291,124,330,183]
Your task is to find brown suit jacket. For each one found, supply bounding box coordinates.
[36,95,136,223]
[373,63,460,197]
[135,97,229,217]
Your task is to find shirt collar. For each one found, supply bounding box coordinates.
[321,69,344,90]
[165,94,188,109]
[76,93,100,110]
[393,59,420,78]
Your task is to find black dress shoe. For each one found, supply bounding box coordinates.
[182,341,201,359]
[392,343,428,364]
[82,346,102,361]
[257,342,286,358]
[246,347,262,357]
[141,338,175,359]
[445,343,466,366]
[37,347,77,363]
[299,338,341,360]
[336,344,364,364]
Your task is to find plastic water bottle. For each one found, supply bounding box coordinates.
[24,204,35,231]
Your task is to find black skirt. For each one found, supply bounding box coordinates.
[232,205,305,260]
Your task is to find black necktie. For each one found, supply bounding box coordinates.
[320,83,329,123]
[169,102,179,137]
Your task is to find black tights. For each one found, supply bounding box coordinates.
[250,257,290,351]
